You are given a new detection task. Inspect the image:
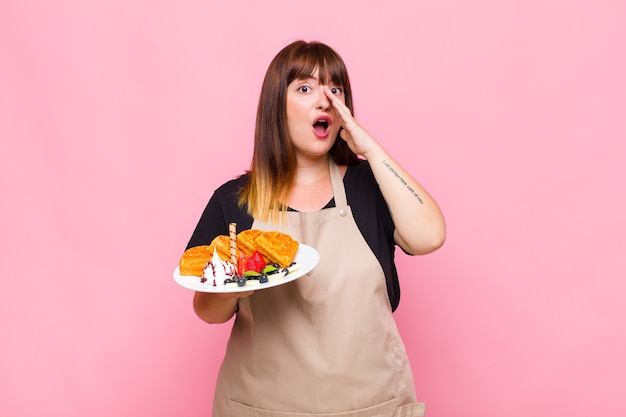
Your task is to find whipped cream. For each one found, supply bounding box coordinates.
[203,248,236,286]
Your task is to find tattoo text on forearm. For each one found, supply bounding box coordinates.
[382,160,424,204]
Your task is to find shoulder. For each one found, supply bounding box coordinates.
[185,172,253,249]
[213,173,249,200]
[344,159,383,202]
[343,159,393,234]
[211,172,252,223]
[345,159,375,180]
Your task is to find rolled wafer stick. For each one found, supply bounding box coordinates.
[228,222,237,266]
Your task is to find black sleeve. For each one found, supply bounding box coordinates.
[185,175,254,250]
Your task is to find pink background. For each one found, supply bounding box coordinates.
[2,1,625,416]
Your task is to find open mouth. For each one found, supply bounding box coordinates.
[312,116,331,137]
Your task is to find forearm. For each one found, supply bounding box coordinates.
[363,144,446,255]
[193,291,245,324]
[325,86,446,253]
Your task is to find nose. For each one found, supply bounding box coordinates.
[316,88,330,110]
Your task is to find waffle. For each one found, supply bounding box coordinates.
[236,229,263,257]
[208,234,232,262]
[179,245,213,276]
[237,229,271,262]
[255,231,299,268]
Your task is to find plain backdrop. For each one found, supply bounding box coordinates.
[1,1,625,416]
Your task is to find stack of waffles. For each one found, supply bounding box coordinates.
[180,229,299,276]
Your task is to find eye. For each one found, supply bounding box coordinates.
[297,85,311,93]
[330,86,343,95]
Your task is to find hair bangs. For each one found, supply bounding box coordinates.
[288,43,349,88]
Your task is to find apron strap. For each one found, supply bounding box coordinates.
[329,159,347,208]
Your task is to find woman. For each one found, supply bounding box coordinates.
[186,40,445,416]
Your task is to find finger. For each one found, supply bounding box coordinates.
[327,95,354,126]
[333,100,352,119]
[339,128,348,142]
[336,106,358,131]
[323,85,339,102]
[324,87,350,115]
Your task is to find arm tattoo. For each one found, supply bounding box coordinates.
[382,160,424,204]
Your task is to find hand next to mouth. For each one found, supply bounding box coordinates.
[323,86,380,158]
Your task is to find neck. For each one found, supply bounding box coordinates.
[294,156,331,186]
[287,157,334,212]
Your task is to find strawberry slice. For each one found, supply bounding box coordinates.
[251,250,266,271]
[245,250,266,273]
[245,258,261,273]
[238,253,250,275]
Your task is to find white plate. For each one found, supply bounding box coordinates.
[173,244,319,293]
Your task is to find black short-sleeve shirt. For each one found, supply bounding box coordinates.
[186,160,403,311]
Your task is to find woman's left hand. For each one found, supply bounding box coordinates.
[323,87,446,255]
[324,86,379,158]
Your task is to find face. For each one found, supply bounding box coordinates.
[285,70,345,161]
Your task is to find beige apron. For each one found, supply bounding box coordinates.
[212,160,425,417]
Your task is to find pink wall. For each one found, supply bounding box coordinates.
[2,1,625,416]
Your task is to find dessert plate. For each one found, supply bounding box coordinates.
[173,244,319,293]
